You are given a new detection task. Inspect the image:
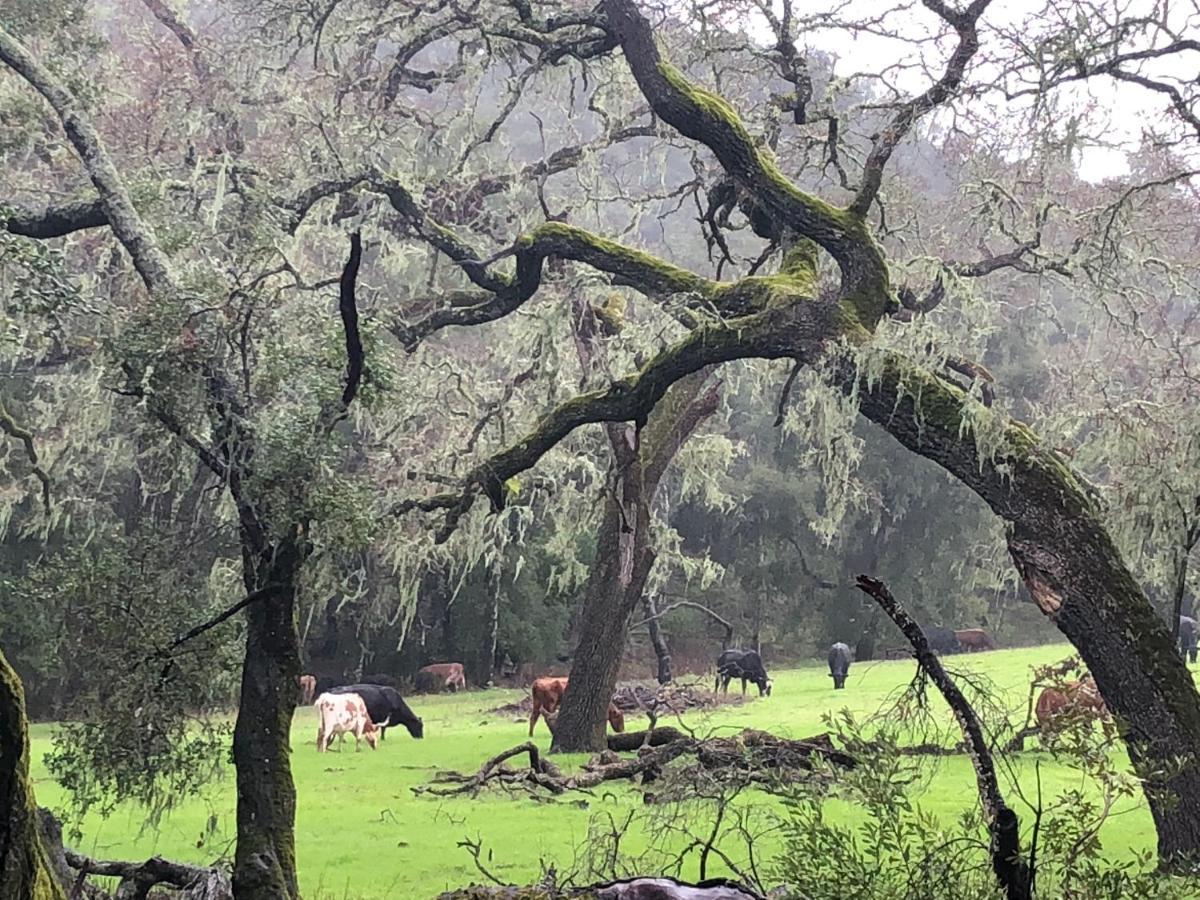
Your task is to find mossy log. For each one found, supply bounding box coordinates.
[1,648,67,900]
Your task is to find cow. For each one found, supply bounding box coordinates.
[1180,616,1197,664]
[954,628,997,652]
[329,683,424,740]
[925,626,960,655]
[297,674,317,706]
[1035,676,1108,731]
[827,643,852,690]
[359,673,399,689]
[415,662,468,693]
[313,675,342,696]
[528,677,625,736]
[314,692,379,752]
[715,649,772,696]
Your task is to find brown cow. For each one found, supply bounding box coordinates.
[954,628,997,652]
[528,677,625,736]
[415,662,467,693]
[297,674,316,706]
[1036,676,1108,731]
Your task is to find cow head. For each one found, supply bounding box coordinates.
[760,678,772,697]
[607,705,626,732]
[406,717,425,739]
[829,671,847,690]
[364,722,380,750]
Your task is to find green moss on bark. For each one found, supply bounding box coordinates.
[1,649,67,900]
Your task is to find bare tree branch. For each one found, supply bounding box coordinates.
[851,0,992,217]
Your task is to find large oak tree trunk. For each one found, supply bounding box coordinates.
[231,532,304,900]
[552,365,719,751]
[0,648,66,900]
[855,358,1200,866]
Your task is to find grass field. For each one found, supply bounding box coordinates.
[27,644,1179,898]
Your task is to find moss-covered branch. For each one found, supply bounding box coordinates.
[1,649,67,899]
[2,198,108,238]
[394,293,836,540]
[391,220,725,350]
[599,0,889,320]
[0,26,179,300]
[843,350,1200,865]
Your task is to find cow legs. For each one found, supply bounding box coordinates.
[529,702,541,736]
[316,726,325,752]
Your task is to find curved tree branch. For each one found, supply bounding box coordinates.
[0,26,179,299]
[851,0,992,216]
[0,399,51,514]
[599,0,889,316]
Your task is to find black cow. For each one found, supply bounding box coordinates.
[1181,616,1197,664]
[828,642,852,690]
[329,684,424,740]
[360,673,399,689]
[715,649,772,696]
[313,675,342,696]
[925,626,960,655]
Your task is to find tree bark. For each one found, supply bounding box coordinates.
[230,532,303,900]
[852,357,1200,867]
[552,488,655,752]
[0,648,67,900]
[551,297,720,751]
[643,594,673,684]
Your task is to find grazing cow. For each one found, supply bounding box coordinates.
[954,628,997,652]
[297,674,317,706]
[925,626,960,655]
[528,677,625,736]
[1180,616,1198,664]
[329,684,424,740]
[827,643,852,690]
[1035,676,1108,731]
[715,649,772,696]
[314,692,379,752]
[415,662,468,693]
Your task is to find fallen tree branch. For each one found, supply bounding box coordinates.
[855,574,1031,900]
[64,849,231,900]
[417,730,855,800]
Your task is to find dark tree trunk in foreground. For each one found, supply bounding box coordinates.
[0,648,67,900]
[856,576,1031,900]
[853,359,1200,867]
[231,531,304,900]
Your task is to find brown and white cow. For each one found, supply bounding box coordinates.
[315,692,379,752]
[297,674,317,706]
[415,662,467,693]
[528,676,625,736]
[954,628,997,652]
[1035,675,1108,731]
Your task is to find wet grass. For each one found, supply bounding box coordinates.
[27,644,1173,897]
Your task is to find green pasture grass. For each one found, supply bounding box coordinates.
[26,644,1181,897]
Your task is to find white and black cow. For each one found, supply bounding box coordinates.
[715,649,772,696]
[828,642,852,690]
[329,683,424,740]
